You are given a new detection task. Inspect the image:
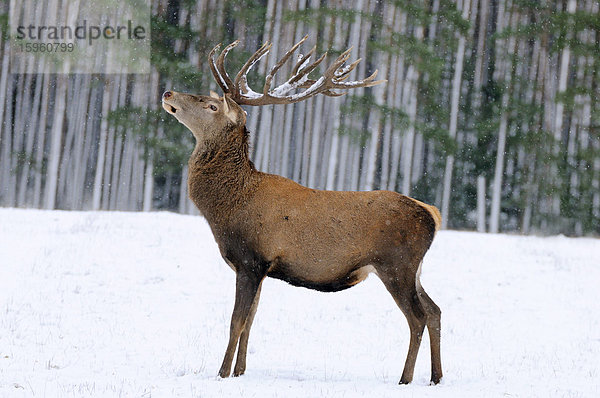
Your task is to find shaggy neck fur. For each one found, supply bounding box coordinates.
[187,124,257,225]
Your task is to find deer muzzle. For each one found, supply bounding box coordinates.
[162,90,179,114]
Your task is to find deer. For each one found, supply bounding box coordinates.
[161,35,443,385]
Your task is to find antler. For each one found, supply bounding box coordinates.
[208,35,385,106]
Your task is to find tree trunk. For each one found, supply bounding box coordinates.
[441,0,471,229]
[489,0,517,233]
[43,75,68,210]
[477,175,486,232]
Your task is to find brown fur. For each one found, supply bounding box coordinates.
[162,91,443,384]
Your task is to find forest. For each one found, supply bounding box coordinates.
[0,0,598,236]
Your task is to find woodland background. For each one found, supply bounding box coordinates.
[0,0,599,235]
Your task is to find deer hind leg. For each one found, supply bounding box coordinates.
[416,279,443,384]
[218,273,263,378]
[233,283,262,376]
[377,266,427,385]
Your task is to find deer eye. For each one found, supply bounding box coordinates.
[209,104,217,111]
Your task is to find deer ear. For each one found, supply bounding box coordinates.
[222,95,231,114]
[209,90,220,99]
[222,95,246,125]
[222,95,237,122]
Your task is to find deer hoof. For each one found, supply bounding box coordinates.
[232,368,245,377]
[218,367,231,378]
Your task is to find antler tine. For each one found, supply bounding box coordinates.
[288,51,327,86]
[263,35,309,95]
[215,40,240,94]
[290,45,316,77]
[334,70,385,88]
[209,43,230,93]
[323,47,354,80]
[335,58,361,81]
[234,41,272,94]
[320,47,386,89]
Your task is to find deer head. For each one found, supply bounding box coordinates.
[162,35,384,155]
[162,90,246,144]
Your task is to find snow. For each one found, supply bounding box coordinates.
[269,54,312,98]
[1,208,599,397]
[236,49,270,99]
[209,44,229,90]
[271,81,294,97]
[288,76,325,101]
[238,83,262,100]
[295,53,311,75]
[334,63,353,78]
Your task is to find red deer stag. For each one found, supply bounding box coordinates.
[162,35,443,385]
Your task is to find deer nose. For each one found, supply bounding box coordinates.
[162,91,173,100]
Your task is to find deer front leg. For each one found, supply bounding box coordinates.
[233,283,262,376]
[218,272,262,378]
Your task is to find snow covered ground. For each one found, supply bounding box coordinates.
[1,208,599,398]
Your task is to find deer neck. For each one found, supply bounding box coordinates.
[187,125,257,224]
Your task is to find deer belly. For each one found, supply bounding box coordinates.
[267,261,376,292]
